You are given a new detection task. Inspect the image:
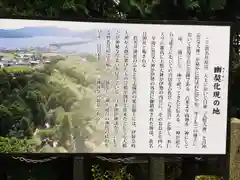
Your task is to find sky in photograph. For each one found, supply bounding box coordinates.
[0,18,146,31]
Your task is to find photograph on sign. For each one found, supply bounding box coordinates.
[0,19,230,154]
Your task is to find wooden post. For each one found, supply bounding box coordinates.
[180,157,198,180]
[73,156,85,180]
[0,155,7,180]
[58,156,74,180]
[149,157,165,180]
[230,118,240,180]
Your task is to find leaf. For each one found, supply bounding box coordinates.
[129,0,146,17]
[27,136,42,146]
[76,4,90,15]
[187,0,200,10]
[55,146,68,152]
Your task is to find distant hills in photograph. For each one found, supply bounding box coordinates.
[0,27,98,38]
[0,26,128,39]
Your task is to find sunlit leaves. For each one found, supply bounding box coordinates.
[0,136,29,153]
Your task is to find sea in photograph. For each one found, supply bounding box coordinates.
[0,36,98,54]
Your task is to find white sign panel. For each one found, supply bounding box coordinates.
[0,19,230,154]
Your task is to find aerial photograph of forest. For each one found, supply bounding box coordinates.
[0,19,123,153]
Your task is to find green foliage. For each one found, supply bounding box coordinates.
[0,66,34,73]
[0,0,89,17]
[91,165,133,180]
[0,136,30,152]
[195,175,221,180]
[0,54,103,153]
[37,128,56,138]
[0,0,226,21]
